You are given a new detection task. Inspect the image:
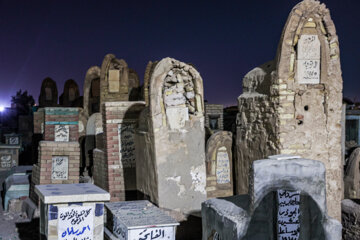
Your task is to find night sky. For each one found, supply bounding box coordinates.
[0,0,358,107]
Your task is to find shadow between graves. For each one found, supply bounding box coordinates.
[15,218,39,240]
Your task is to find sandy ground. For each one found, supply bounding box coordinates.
[0,170,39,240]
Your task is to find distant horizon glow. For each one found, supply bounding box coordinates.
[0,106,5,112]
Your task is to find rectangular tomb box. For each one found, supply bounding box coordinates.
[105,200,179,240]
[35,183,110,240]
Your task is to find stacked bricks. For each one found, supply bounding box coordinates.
[93,149,107,190]
[30,141,80,203]
[204,103,224,130]
[44,107,79,141]
[100,101,145,202]
[33,109,44,134]
[30,107,81,204]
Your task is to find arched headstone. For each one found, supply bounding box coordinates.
[39,77,58,107]
[236,0,343,220]
[100,54,129,112]
[205,131,233,198]
[137,57,206,216]
[60,79,80,107]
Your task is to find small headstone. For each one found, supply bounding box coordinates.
[52,156,68,180]
[118,123,136,168]
[1,155,12,168]
[55,125,69,142]
[277,190,300,240]
[216,146,230,184]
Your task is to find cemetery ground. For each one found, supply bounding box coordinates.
[0,170,39,240]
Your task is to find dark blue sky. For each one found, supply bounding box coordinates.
[0,0,358,107]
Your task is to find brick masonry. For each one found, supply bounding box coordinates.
[43,107,79,141]
[95,101,145,202]
[30,141,80,203]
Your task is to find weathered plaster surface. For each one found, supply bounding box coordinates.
[236,0,343,220]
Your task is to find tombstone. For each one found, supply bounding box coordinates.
[205,131,233,199]
[105,200,179,239]
[83,66,101,118]
[59,79,80,107]
[0,144,20,169]
[344,147,360,199]
[34,183,110,240]
[4,133,21,146]
[4,173,30,211]
[30,107,81,203]
[43,107,79,142]
[39,77,58,107]
[128,68,141,101]
[236,0,343,221]
[100,54,129,112]
[202,155,342,240]
[204,103,224,133]
[94,102,145,201]
[135,57,206,217]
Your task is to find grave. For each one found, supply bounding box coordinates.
[236,0,343,220]
[39,77,58,107]
[100,54,129,111]
[105,200,179,240]
[83,66,101,118]
[202,155,341,240]
[59,79,81,107]
[3,173,30,211]
[135,57,206,217]
[4,133,22,146]
[93,102,145,201]
[30,107,81,203]
[205,131,233,198]
[0,144,20,169]
[35,183,110,240]
[344,147,360,199]
[204,103,224,133]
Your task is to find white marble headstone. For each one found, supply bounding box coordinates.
[297,35,321,84]
[216,146,230,184]
[118,123,136,168]
[55,125,69,142]
[58,205,94,240]
[52,156,68,180]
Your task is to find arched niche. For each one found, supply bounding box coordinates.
[60,79,80,107]
[39,77,58,107]
[100,54,129,112]
[149,57,204,131]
